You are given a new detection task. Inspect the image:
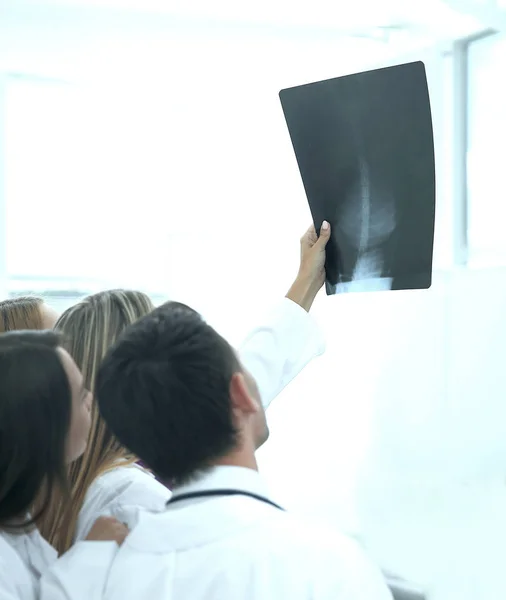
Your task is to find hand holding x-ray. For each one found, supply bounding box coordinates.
[286,221,331,311]
[299,220,331,289]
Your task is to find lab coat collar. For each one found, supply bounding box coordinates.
[125,466,279,553]
[25,528,58,577]
[170,465,270,501]
[2,526,58,579]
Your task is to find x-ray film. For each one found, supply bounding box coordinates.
[280,61,435,295]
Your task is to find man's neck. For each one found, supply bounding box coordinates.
[212,447,258,472]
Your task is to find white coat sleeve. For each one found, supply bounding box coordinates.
[238,297,325,409]
[39,541,117,600]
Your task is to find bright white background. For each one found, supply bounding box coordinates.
[2,1,506,597]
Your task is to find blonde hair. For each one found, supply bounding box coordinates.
[38,289,155,553]
[0,296,44,332]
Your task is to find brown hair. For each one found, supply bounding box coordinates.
[0,330,71,533]
[38,290,155,554]
[0,297,44,332]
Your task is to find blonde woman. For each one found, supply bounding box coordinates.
[40,290,163,553]
[44,223,331,555]
[0,296,59,332]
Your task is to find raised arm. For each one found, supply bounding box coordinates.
[239,222,330,409]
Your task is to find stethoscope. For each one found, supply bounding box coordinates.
[166,489,285,511]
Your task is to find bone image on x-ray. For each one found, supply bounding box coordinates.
[335,156,396,293]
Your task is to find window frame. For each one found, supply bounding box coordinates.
[464,29,506,267]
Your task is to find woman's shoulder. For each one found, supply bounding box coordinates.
[87,463,171,507]
[94,462,157,486]
[0,531,26,565]
[75,463,171,542]
[0,533,37,599]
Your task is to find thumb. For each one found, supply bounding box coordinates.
[316,220,331,248]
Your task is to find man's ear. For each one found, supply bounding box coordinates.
[229,372,260,415]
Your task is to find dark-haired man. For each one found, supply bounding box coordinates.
[88,223,391,599]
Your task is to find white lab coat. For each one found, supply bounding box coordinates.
[96,466,393,600]
[0,535,37,600]
[74,297,325,540]
[0,527,117,600]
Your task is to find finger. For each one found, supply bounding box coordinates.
[315,220,331,248]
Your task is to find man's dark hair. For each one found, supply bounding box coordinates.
[96,302,240,486]
[0,330,71,531]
